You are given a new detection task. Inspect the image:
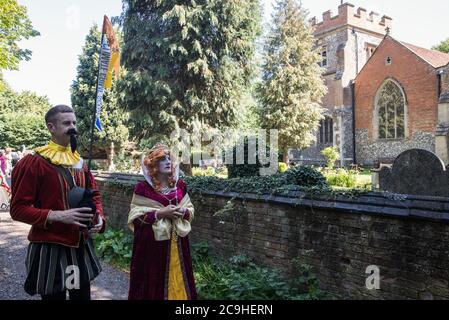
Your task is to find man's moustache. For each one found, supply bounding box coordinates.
[66,129,78,153]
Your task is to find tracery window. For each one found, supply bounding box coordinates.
[376,80,405,139]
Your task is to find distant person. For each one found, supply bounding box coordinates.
[0,168,10,211]
[0,150,6,176]
[11,151,19,167]
[4,148,12,176]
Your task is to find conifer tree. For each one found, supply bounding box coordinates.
[71,25,129,158]
[258,0,326,164]
[117,0,262,144]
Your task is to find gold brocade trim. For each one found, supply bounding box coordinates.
[35,141,81,166]
[168,229,188,300]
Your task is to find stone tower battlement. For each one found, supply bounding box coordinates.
[310,2,392,36]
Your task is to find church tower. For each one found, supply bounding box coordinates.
[293,2,392,166]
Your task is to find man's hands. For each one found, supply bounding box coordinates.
[156,205,184,220]
[47,207,93,228]
[89,216,104,235]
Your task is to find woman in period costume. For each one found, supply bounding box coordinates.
[127,144,197,300]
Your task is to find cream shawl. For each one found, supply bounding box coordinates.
[127,192,195,241]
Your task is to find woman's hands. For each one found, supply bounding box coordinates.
[156,205,184,220]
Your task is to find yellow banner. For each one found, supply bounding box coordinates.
[102,15,120,89]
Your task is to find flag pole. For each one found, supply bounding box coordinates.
[87,56,101,171]
[87,30,104,171]
[87,15,118,170]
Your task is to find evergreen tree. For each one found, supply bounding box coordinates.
[258,0,326,164]
[117,0,262,144]
[71,25,129,158]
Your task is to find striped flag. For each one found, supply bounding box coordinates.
[94,16,120,132]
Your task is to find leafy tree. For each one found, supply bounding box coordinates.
[0,0,40,71]
[0,85,51,150]
[258,0,326,164]
[71,25,129,158]
[117,0,262,143]
[0,112,50,150]
[432,38,449,54]
[0,78,16,112]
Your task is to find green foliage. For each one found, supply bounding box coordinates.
[322,168,357,188]
[0,84,51,149]
[284,165,329,189]
[93,229,133,269]
[192,242,327,300]
[258,0,327,160]
[113,149,141,173]
[192,166,227,178]
[278,162,288,173]
[92,229,328,300]
[117,0,262,140]
[71,25,129,155]
[0,112,49,149]
[225,136,279,178]
[0,0,40,71]
[432,38,449,53]
[321,146,340,169]
[185,165,329,197]
[226,139,261,178]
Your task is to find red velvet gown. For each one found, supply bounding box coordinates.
[128,179,197,300]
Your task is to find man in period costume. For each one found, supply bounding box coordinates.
[10,105,106,300]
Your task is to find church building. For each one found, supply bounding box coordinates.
[291,2,449,167]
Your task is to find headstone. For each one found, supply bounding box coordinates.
[378,149,449,197]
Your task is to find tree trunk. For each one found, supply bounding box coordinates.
[283,146,290,165]
[180,163,192,176]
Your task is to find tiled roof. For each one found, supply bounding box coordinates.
[400,41,449,68]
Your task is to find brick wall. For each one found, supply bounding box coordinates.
[355,36,439,165]
[356,36,439,137]
[441,66,449,96]
[95,173,449,300]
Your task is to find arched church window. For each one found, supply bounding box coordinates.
[376,80,405,139]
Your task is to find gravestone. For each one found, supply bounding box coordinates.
[379,149,449,197]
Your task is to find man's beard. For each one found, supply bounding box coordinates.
[66,129,78,153]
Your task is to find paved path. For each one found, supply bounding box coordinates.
[0,211,129,300]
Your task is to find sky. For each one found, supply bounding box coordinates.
[3,0,449,106]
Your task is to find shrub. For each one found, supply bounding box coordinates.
[321,146,340,169]
[323,168,357,188]
[278,162,288,173]
[192,242,327,300]
[284,166,329,189]
[225,137,262,178]
[93,229,133,269]
[225,136,280,178]
[192,167,216,177]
